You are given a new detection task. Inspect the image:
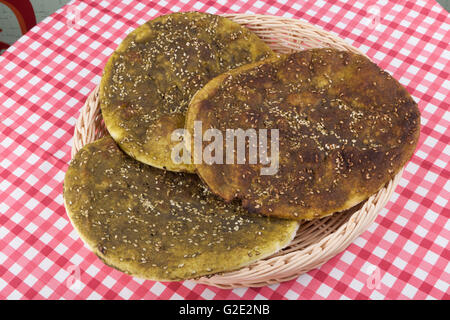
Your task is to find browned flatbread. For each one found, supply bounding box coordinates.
[63,137,298,280]
[99,12,274,173]
[186,48,420,220]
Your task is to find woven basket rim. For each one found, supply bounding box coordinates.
[69,13,402,289]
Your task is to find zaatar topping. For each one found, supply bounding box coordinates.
[63,137,298,280]
[186,48,420,220]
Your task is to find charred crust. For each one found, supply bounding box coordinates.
[188,48,421,220]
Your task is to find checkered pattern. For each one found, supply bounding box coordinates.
[0,0,448,300]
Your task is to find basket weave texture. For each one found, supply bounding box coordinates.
[70,14,402,289]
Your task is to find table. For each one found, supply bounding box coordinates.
[0,0,448,300]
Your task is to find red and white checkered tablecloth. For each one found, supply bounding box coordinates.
[0,0,448,300]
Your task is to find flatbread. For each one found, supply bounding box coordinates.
[63,137,298,281]
[99,12,274,173]
[186,48,420,220]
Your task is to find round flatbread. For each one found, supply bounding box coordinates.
[99,12,274,173]
[186,48,420,220]
[63,137,298,281]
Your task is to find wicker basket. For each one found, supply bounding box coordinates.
[71,14,402,289]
